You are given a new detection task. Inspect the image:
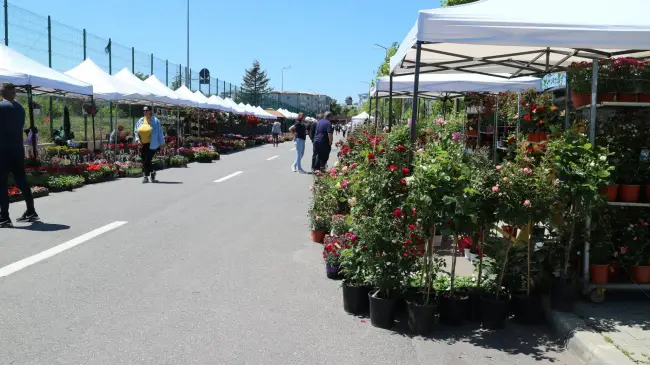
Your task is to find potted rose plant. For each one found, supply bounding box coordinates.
[340,232,371,315]
[630,219,650,284]
[567,61,592,108]
[323,234,343,279]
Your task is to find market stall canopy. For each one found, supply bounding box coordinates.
[255,106,276,119]
[239,102,254,115]
[390,0,650,77]
[265,108,286,118]
[143,75,195,107]
[372,73,542,99]
[174,86,204,108]
[223,98,246,115]
[207,95,231,112]
[66,59,151,102]
[0,45,92,95]
[115,68,179,106]
[351,111,371,121]
[194,90,225,111]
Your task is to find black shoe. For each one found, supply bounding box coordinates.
[0,217,13,228]
[16,211,39,222]
[151,172,158,183]
[142,176,150,184]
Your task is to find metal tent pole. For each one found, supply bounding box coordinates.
[27,86,37,158]
[565,77,571,130]
[91,96,96,152]
[583,60,599,292]
[493,95,499,162]
[388,74,393,132]
[408,41,422,167]
[517,92,521,140]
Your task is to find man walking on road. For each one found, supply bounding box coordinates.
[289,112,307,173]
[309,114,322,172]
[314,112,334,172]
[271,119,281,147]
[0,83,40,228]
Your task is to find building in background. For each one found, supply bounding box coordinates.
[269,91,332,115]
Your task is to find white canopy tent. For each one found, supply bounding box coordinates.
[223,98,246,115]
[371,73,542,99]
[194,90,225,111]
[173,86,203,108]
[143,75,195,107]
[0,44,92,96]
[115,68,180,106]
[208,95,231,112]
[390,0,650,77]
[239,102,254,115]
[65,59,151,102]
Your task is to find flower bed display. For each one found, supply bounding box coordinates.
[308,109,648,332]
[8,186,49,202]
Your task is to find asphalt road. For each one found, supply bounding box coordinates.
[0,139,578,364]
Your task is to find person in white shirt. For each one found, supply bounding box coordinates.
[271,120,282,147]
[342,124,348,138]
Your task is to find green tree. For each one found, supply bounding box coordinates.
[134,72,149,81]
[330,99,343,116]
[241,60,272,106]
[170,71,183,90]
[441,0,479,6]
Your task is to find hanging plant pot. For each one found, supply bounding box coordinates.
[325,265,341,280]
[342,284,370,315]
[597,92,616,103]
[619,185,640,203]
[550,278,578,312]
[571,93,590,108]
[480,295,509,330]
[617,93,637,102]
[643,185,650,203]
[631,266,650,284]
[590,264,610,284]
[407,297,437,336]
[512,292,544,325]
[368,290,397,329]
[438,293,467,326]
[311,230,326,243]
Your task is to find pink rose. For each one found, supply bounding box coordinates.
[492,185,499,193]
[523,167,532,174]
[342,166,348,173]
[503,177,509,182]
[523,200,531,207]
[496,165,503,171]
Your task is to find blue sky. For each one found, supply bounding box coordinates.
[17,0,438,103]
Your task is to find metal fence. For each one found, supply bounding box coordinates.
[0,0,321,120]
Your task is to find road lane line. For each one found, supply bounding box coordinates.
[266,155,279,161]
[0,221,128,278]
[290,148,296,151]
[214,171,243,183]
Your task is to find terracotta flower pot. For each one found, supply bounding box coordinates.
[590,264,610,284]
[606,184,619,202]
[617,93,637,102]
[637,93,650,102]
[571,93,590,108]
[631,266,650,284]
[619,185,640,203]
[644,185,650,203]
[597,92,616,103]
[311,230,326,243]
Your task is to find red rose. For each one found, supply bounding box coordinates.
[396,145,406,152]
[411,208,417,217]
[408,224,416,230]
[400,179,407,185]
[402,167,409,175]
[389,164,398,172]
[368,153,375,160]
[361,245,367,251]
[403,239,411,247]
[393,209,402,218]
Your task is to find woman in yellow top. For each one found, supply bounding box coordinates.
[134,106,164,183]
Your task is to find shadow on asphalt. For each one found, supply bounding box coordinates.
[13,222,71,232]
[578,293,650,332]
[152,181,183,185]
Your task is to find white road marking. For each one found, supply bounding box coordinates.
[266,155,279,161]
[214,171,243,183]
[290,148,296,151]
[0,221,128,278]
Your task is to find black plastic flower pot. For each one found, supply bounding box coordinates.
[342,284,370,315]
[325,265,341,280]
[480,295,510,330]
[368,290,397,329]
[464,288,485,322]
[550,278,578,313]
[407,298,437,336]
[438,293,468,326]
[512,292,544,325]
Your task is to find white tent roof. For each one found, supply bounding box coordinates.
[351,111,370,121]
[143,75,195,107]
[115,68,179,105]
[372,73,542,99]
[194,90,225,110]
[222,98,246,115]
[239,102,254,115]
[174,86,205,108]
[65,59,151,102]
[208,95,231,112]
[0,45,92,95]
[390,0,650,77]
[255,106,276,119]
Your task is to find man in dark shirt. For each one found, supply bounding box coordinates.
[0,83,40,227]
[288,112,307,173]
[314,111,334,171]
[309,114,322,172]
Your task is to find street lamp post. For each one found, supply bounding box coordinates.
[186,0,190,87]
[374,43,389,59]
